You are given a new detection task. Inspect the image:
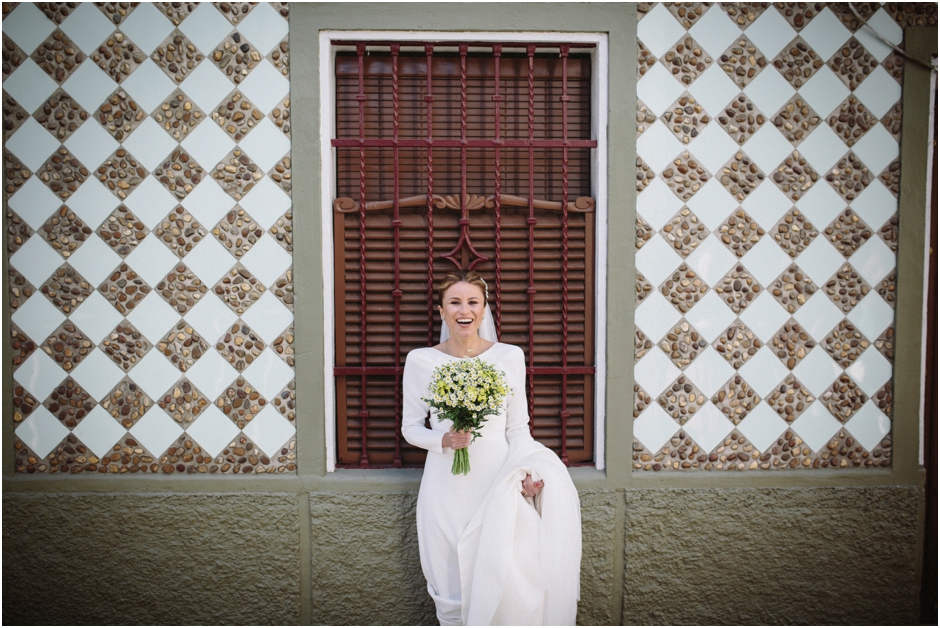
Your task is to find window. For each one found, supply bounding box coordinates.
[330,40,599,467]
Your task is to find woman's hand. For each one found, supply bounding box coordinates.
[521,473,543,498]
[442,427,472,450]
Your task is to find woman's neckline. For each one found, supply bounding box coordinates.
[430,341,500,359]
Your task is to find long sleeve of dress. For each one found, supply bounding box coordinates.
[504,346,534,446]
[401,351,444,454]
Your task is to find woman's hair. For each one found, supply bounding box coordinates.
[437,269,488,307]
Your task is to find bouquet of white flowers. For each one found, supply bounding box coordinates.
[423,357,510,475]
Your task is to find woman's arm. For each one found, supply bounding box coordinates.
[505,346,535,445]
[401,351,446,454]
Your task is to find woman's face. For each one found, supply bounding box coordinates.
[439,281,486,341]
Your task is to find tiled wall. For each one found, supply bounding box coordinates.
[4,2,295,474]
[632,2,921,471]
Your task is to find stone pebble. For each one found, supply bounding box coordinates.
[874,326,895,362]
[4,150,30,196]
[272,380,295,422]
[665,3,706,29]
[634,329,652,362]
[154,149,204,200]
[633,384,651,419]
[151,30,203,83]
[6,209,32,255]
[42,321,91,371]
[637,41,655,78]
[770,264,816,314]
[157,2,197,25]
[772,150,817,202]
[635,215,653,249]
[269,208,293,252]
[635,273,652,307]
[213,92,263,142]
[98,205,148,256]
[773,208,817,258]
[216,322,266,371]
[877,270,896,307]
[772,37,823,88]
[35,90,88,141]
[771,319,814,369]
[2,33,26,79]
[41,205,91,258]
[879,160,900,197]
[3,95,28,141]
[98,148,146,200]
[873,380,893,417]
[102,378,151,428]
[881,102,902,140]
[217,377,266,427]
[31,29,84,82]
[214,149,262,200]
[765,430,812,470]
[819,431,875,468]
[97,89,144,140]
[100,263,151,314]
[884,1,937,27]
[659,320,707,369]
[11,324,36,368]
[827,95,874,147]
[660,263,706,314]
[632,431,704,471]
[101,321,151,371]
[712,375,760,424]
[92,31,145,82]
[772,96,820,145]
[216,2,257,25]
[825,263,870,313]
[155,206,206,256]
[270,155,291,193]
[713,320,762,369]
[97,2,137,26]
[157,322,208,372]
[824,320,869,368]
[215,265,265,314]
[830,2,877,31]
[67,435,160,475]
[661,35,712,85]
[828,38,877,91]
[661,151,708,201]
[271,96,291,136]
[824,208,871,257]
[36,433,88,474]
[775,3,821,31]
[39,147,88,200]
[720,2,767,28]
[720,151,763,201]
[158,379,207,424]
[36,2,76,24]
[821,374,867,422]
[716,264,760,313]
[40,265,92,314]
[156,264,208,315]
[162,437,211,473]
[657,375,705,424]
[826,152,871,202]
[635,157,653,194]
[718,94,764,144]
[213,31,261,85]
[273,267,293,308]
[661,94,709,144]
[766,374,814,423]
[153,90,203,141]
[709,432,761,470]
[272,328,295,368]
[661,207,707,257]
[717,208,762,257]
[719,37,766,88]
[8,267,34,310]
[45,377,95,428]
[12,385,39,423]
[269,36,289,78]
[881,51,904,84]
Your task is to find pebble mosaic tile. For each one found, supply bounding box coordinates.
[634,2,898,471]
[6,2,294,475]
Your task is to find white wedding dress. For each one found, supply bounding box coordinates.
[402,342,582,626]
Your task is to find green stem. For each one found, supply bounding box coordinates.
[452,448,470,475]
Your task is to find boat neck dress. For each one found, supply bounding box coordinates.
[402,342,581,626]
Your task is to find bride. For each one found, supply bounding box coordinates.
[401,269,582,626]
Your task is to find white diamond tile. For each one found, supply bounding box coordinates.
[745,8,797,58]
[237,2,289,55]
[242,347,294,399]
[637,178,685,230]
[239,177,292,230]
[793,291,845,342]
[64,121,119,174]
[236,117,291,171]
[740,236,791,286]
[181,121,236,175]
[637,3,688,57]
[853,65,902,120]
[847,292,895,342]
[69,348,125,400]
[72,406,127,458]
[795,237,845,287]
[632,403,680,453]
[124,176,179,230]
[683,402,733,453]
[742,67,794,118]
[126,292,182,344]
[185,293,239,344]
[795,174,846,227]
[130,407,184,456]
[239,60,291,115]
[737,347,790,397]
[3,58,58,114]
[852,126,898,179]
[66,178,121,229]
[5,116,60,172]
[126,350,183,400]
[637,63,686,118]
[121,117,178,172]
[184,236,236,286]
[62,61,118,113]
[11,292,66,345]
[688,123,739,175]
[14,348,68,401]
[242,404,295,456]
[185,405,240,458]
[635,234,683,288]
[60,2,115,55]
[4,3,56,52]
[182,179,238,228]
[738,403,789,453]
[240,234,292,287]
[240,290,294,345]
[186,348,239,400]
[845,347,892,397]
[799,68,850,125]
[9,236,66,287]
[15,406,69,459]
[799,7,852,60]
[683,346,735,397]
[685,235,737,287]
[120,59,178,113]
[68,291,124,343]
[178,2,235,55]
[850,237,895,286]
[685,178,738,231]
[844,401,891,452]
[118,3,175,54]
[7,176,62,231]
[790,401,842,452]
[684,290,737,343]
[739,291,791,342]
[66,234,122,286]
[854,9,903,63]
[686,64,740,119]
[634,290,684,344]
[634,347,682,398]
[636,120,685,172]
[689,5,740,58]
[123,235,179,287]
[792,346,844,397]
[179,61,234,113]
[741,180,792,230]
[742,124,793,175]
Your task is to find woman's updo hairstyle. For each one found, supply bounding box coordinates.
[437,269,488,307]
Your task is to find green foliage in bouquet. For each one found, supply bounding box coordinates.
[423,357,510,475]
